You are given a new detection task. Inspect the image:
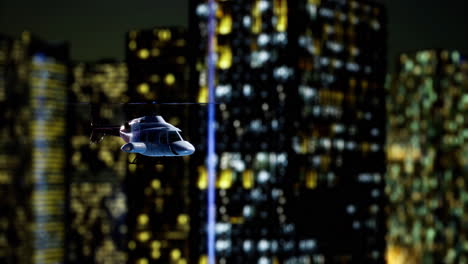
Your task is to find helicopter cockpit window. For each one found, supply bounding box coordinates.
[177,132,184,140]
[147,131,156,142]
[168,131,182,143]
[159,131,168,144]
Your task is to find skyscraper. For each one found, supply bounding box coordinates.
[291,0,387,262]
[386,50,467,264]
[126,27,188,102]
[28,34,69,264]
[191,0,302,262]
[191,0,387,262]
[0,33,32,264]
[68,61,129,264]
[125,27,192,264]
[0,35,9,103]
[0,32,69,264]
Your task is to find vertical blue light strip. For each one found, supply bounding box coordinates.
[206,0,217,263]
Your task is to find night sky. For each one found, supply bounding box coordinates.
[1,0,468,70]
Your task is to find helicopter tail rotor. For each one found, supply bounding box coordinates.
[90,123,103,143]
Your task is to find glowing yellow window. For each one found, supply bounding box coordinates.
[164,74,176,86]
[217,46,232,70]
[242,169,254,189]
[137,83,150,94]
[218,169,233,189]
[218,15,232,35]
[138,49,150,60]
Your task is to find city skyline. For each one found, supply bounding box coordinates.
[0,1,467,264]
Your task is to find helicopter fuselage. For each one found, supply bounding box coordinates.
[118,116,194,157]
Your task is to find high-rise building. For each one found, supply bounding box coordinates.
[29,34,69,264]
[191,0,301,263]
[0,33,32,264]
[126,27,188,102]
[291,0,387,262]
[0,32,69,264]
[68,61,129,264]
[386,50,467,264]
[124,27,192,264]
[191,0,387,263]
[0,35,9,103]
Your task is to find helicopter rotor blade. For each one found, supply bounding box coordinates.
[124,101,218,105]
[70,101,218,106]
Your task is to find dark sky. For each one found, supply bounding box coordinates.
[1,0,468,70]
[0,0,188,60]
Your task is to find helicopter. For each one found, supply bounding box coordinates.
[90,115,195,157]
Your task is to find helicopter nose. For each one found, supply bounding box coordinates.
[171,141,195,156]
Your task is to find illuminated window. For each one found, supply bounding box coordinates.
[243,240,253,252]
[217,46,232,70]
[128,41,137,50]
[137,83,150,94]
[196,4,209,17]
[138,49,150,59]
[164,73,175,85]
[157,30,172,41]
[218,14,232,35]
[216,84,231,99]
[251,50,270,68]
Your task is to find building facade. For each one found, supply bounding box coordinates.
[0,33,32,264]
[291,0,387,262]
[124,27,192,264]
[0,32,69,264]
[29,34,69,264]
[68,61,129,264]
[191,0,387,263]
[386,50,468,264]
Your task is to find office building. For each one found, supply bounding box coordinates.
[386,50,467,264]
[0,34,32,264]
[191,0,387,262]
[191,0,301,262]
[0,32,69,264]
[125,27,192,264]
[126,27,188,102]
[292,0,387,262]
[29,33,69,264]
[68,61,129,264]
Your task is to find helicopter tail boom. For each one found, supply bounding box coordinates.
[90,124,121,143]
